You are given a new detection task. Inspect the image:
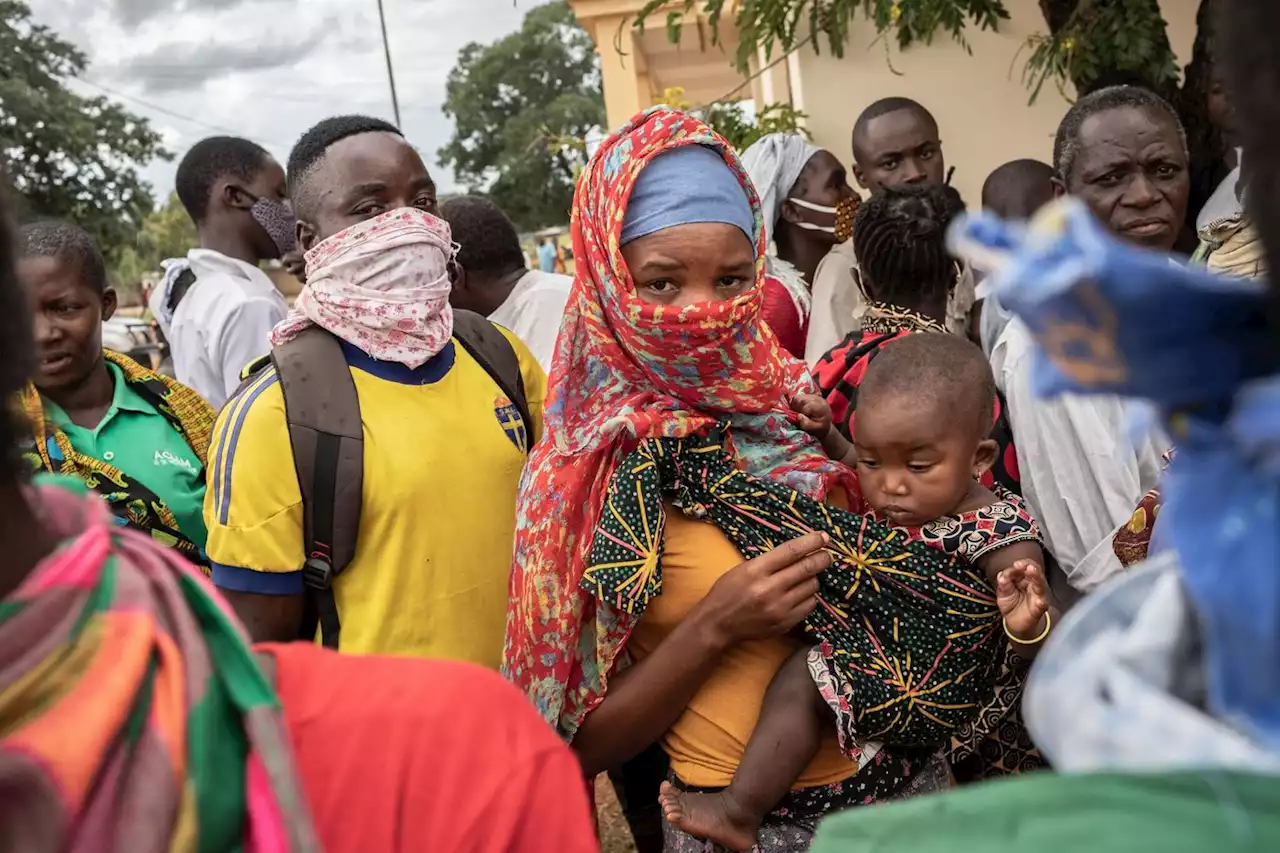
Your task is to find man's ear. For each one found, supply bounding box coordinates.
[449,260,464,289]
[1051,176,1068,199]
[102,287,118,323]
[297,220,318,254]
[778,199,802,226]
[221,181,253,211]
[852,162,871,192]
[973,437,999,479]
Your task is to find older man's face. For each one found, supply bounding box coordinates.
[1061,106,1190,251]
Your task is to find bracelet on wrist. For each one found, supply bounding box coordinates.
[1003,611,1052,645]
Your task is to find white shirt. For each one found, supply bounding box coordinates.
[805,241,863,366]
[168,249,289,410]
[489,269,572,374]
[990,317,1168,592]
[1196,149,1245,232]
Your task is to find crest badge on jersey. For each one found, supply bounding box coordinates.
[494,395,528,453]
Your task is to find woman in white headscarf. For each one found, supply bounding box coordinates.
[741,134,860,359]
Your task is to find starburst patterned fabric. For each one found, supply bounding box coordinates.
[583,427,1040,754]
[501,106,857,738]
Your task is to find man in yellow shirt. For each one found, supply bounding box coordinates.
[206,115,546,668]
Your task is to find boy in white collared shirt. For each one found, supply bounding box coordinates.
[153,137,295,409]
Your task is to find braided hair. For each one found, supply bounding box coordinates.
[853,183,965,307]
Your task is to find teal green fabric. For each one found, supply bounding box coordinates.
[810,770,1280,853]
[43,362,208,547]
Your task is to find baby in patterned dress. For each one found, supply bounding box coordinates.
[661,332,1058,852]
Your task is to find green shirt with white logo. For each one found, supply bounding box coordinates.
[43,362,208,549]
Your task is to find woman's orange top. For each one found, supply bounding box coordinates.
[628,503,857,789]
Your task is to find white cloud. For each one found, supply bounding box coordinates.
[30,0,536,195]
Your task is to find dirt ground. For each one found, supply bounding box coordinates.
[596,775,639,853]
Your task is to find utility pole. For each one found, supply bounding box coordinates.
[375,0,402,127]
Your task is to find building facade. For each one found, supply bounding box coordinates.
[569,0,1201,207]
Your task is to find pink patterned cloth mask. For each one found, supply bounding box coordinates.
[271,207,455,367]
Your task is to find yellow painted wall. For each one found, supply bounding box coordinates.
[587,12,656,132]
[789,0,1199,208]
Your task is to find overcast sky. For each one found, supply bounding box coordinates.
[31,0,533,199]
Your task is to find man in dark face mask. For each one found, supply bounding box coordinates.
[157,136,296,408]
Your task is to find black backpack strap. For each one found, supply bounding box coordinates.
[237,354,273,386]
[451,310,533,450]
[166,266,198,315]
[270,327,364,649]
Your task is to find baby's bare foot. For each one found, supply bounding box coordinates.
[658,780,762,852]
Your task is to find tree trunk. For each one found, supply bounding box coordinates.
[1036,0,1178,100]
[1177,0,1222,170]
[1038,0,1076,34]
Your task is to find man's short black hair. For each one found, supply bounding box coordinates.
[19,220,107,294]
[440,196,526,279]
[175,136,271,222]
[981,159,1056,220]
[858,331,996,439]
[1053,86,1188,186]
[287,115,403,221]
[852,97,938,153]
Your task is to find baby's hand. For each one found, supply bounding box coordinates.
[791,394,833,441]
[996,559,1050,640]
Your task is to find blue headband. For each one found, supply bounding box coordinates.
[620,145,756,248]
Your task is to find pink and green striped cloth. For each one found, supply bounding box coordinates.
[0,476,316,851]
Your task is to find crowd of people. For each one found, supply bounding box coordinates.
[2,2,1278,848]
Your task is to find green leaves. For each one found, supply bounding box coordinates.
[0,1,169,265]
[634,0,1178,106]
[705,102,811,151]
[438,1,605,231]
[637,0,1011,74]
[655,87,808,152]
[1022,0,1177,103]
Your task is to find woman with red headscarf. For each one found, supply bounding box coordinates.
[503,108,954,852]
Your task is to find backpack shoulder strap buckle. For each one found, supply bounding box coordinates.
[303,555,334,591]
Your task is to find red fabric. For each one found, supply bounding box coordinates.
[761,275,807,359]
[813,328,913,434]
[262,643,598,853]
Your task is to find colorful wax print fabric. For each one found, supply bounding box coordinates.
[582,428,1039,753]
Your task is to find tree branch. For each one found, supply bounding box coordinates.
[1038,0,1077,33]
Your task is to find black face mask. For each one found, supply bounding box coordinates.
[235,188,298,256]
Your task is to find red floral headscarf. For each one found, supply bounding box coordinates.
[501,107,855,737]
